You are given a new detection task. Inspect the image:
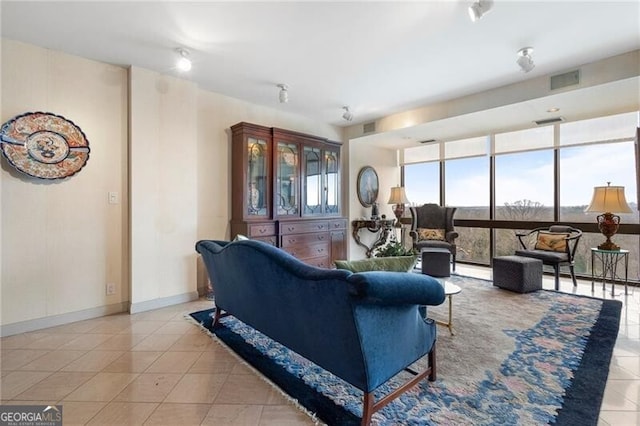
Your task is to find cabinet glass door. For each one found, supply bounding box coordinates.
[324,148,340,214]
[276,142,299,216]
[247,137,268,217]
[303,146,322,215]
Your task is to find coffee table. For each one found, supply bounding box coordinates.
[433,280,461,336]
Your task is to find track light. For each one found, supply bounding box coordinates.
[516,47,535,73]
[468,0,493,22]
[176,48,192,72]
[342,106,354,122]
[277,84,289,103]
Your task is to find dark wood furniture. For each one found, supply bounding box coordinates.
[230,122,346,267]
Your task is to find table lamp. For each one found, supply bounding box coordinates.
[584,182,632,251]
[388,186,410,228]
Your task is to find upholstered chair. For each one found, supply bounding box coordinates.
[409,204,459,271]
[514,225,583,290]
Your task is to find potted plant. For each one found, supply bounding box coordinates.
[374,241,417,258]
[335,241,419,273]
[365,241,419,271]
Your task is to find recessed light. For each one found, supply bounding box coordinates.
[547,107,560,113]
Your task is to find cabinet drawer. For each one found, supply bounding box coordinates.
[248,223,276,237]
[330,219,347,230]
[253,236,277,246]
[280,220,329,235]
[282,242,330,259]
[281,232,328,247]
[304,256,331,269]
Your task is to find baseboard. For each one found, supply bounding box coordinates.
[0,302,129,337]
[129,291,199,314]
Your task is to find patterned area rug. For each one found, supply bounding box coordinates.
[188,275,622,426]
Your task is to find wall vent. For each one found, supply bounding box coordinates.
[534,117,565,126]
[419,139,437,144]
[550,69,580,91]
[363,122,376,134]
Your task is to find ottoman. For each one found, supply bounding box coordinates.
[493,255,543,293]
[421,248,451,277]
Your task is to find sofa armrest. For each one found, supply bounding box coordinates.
[347,271,446,306]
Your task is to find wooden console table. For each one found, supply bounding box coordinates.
[351,219,395,257]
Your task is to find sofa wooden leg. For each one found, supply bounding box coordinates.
[361,393,374,426]
[429,342,437,381]
[212,306,230,328]
[360,344,437,425]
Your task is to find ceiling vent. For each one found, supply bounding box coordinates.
[419,139,437,144]
[362,122,376,134]
[550,69,580,91]
[534,117,565,126]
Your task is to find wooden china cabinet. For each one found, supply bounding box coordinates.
[230,122,347,268]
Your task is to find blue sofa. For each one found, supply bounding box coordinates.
[195,239,445,425]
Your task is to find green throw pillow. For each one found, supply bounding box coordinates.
[334,256,418,273]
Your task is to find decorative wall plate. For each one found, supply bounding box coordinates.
[0,112,90,180]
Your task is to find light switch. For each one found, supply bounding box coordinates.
[108,191,119,204]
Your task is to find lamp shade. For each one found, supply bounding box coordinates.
[388,186,410,205]
[585,184,632,213]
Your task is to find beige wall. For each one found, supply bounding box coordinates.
[0,39,345,334]
[1,40,128,331]
[129,67,199,312]
[348,141,399,260]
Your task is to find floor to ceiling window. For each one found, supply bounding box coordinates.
[404,162,440,206]
[401,110,640,283]
[444,137,490,263]
[494,126,555,256]
[558,112,639,280]
[404,142,440,206]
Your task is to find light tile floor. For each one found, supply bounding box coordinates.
[0,266,638,425]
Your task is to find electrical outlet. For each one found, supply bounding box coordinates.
[106,283,116,295]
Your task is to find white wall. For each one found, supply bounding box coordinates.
[1,40,128,333]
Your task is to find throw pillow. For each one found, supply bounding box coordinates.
[534,231,569,252]
[417,228,446,241]
[334,256,418,273]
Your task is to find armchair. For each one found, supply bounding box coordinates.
[515,225,583,291]
[409,204,459,271]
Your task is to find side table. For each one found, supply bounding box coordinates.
[432,280,461,336]
[351,219,395,258]
[591,248,629,296]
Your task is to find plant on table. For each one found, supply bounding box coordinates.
[374,241,418,258]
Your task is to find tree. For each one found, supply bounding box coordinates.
[498,199,546,220]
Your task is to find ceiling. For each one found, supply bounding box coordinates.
[1,1,639,138]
